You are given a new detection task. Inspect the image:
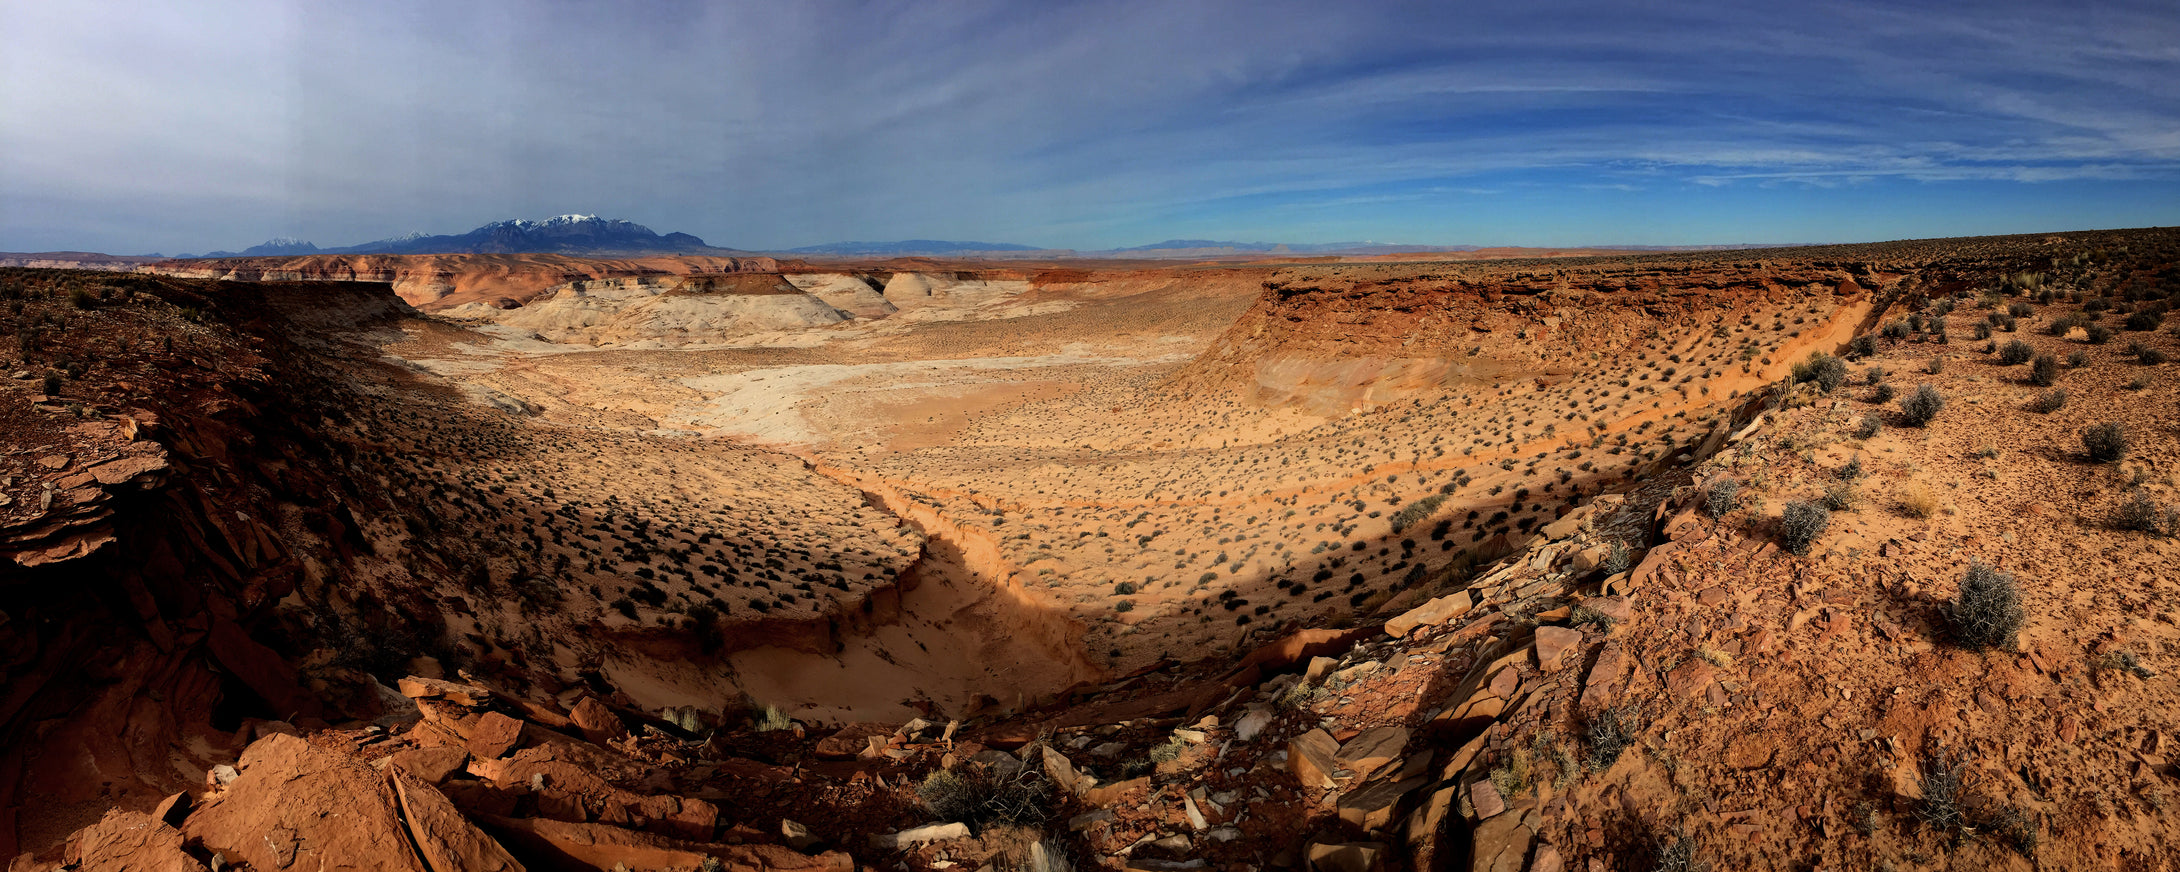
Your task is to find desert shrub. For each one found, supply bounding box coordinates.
[1839,453,1864,480]
[752,704,793,732]
[1389,494,1447,533]
[1855,415,1882,439]
[1779,501,1829,555]
[1899,482,1940,519]
[40,372,60,395]
[1997,339,2034,365]
[1601,540,1632,576]
[1864,366,1887,385]
[2008,301,2034,317]
[1584,708,1633,771]
[1821,481,1859,511]
[1972,322,1992,340]
[2086,324,2112,344]
[1815,360,1847,392]
[2127,375,2151,391]
[1702,476,1739,517]
[2082,422,2129,462]
[2139,347,2168,365]
[2028,354,2058,386]
[1846,334,1878,359]
[1113,581,1136,596]
[1791,352,1849,392]
[1649,835,1705,872]
[2113,490,2177,536]
[2046,312,2084,336]
[1869,383,1894,403]
[1898,384,1944,426]
[2066,349,2087,367]
[1946,563,2025,650]
[2028,389,2067,413]
[1115,599,1134,613]
[1924,355,1945,375]
[1882,320,1910,341]
[917,760,1054,830]
[67,288,95,309]
[2126,309,2163,331]
[1988,804,2040,858]
[1915,749,1970,833]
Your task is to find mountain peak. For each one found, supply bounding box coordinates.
[311,216,743,256]
[240,238,321,256]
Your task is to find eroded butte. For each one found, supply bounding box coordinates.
[6,228,2179,871]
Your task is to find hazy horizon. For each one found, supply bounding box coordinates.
[4,0,2177,254]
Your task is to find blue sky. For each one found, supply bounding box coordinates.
[2,0,2176,253]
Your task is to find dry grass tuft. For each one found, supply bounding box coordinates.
[1899,482,1940,519]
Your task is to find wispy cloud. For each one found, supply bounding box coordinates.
[1,0,2176,252]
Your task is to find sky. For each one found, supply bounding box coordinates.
[2,0,2177,254]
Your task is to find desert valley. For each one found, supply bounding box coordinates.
[0,226,2175,872]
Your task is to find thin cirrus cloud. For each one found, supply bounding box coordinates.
[0,0,2175,254]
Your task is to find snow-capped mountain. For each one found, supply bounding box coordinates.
[192,217,746,258]
[335,215,736,255]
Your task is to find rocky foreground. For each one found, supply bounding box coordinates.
[3,228,2177,871]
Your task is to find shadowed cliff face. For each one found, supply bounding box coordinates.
[0,271,431,852]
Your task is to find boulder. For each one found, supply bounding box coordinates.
[1533,627,1583,670]
[1469,811,1537,872]
[1540,510,1587,541]
[59,809,206,872]
[1336,776,1426,832]
[398,676,494,707]
[149,791,192,827]
[1307,841,1385,872]
[782,819,819,851]
[390,747,471,785]
[391,772,525,872]
[871,822,971,850]
[182,733,427,871]
[1402,785,1460,872]
[1385,592,1475,638]
[1289,729,1343,790]
[1042,746,1097,795]
[1487,667,1520,700]
[1085,776,1150,806]
[568,697,627,745]
[1584,596,1631,622]
[466,711,525,759]
[1578,642,1630,712]
[1667,659,1717,703]
[1467,779,1506,820]
[1335,726,1409,780]
[813,722,893,759]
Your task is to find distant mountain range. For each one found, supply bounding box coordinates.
[179,218,1804,260]
[778,239,1802,258]
[776,239,1494,258]
[183,216,745,258]
[783,240,1046,255]
[1110,239,1481,255]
